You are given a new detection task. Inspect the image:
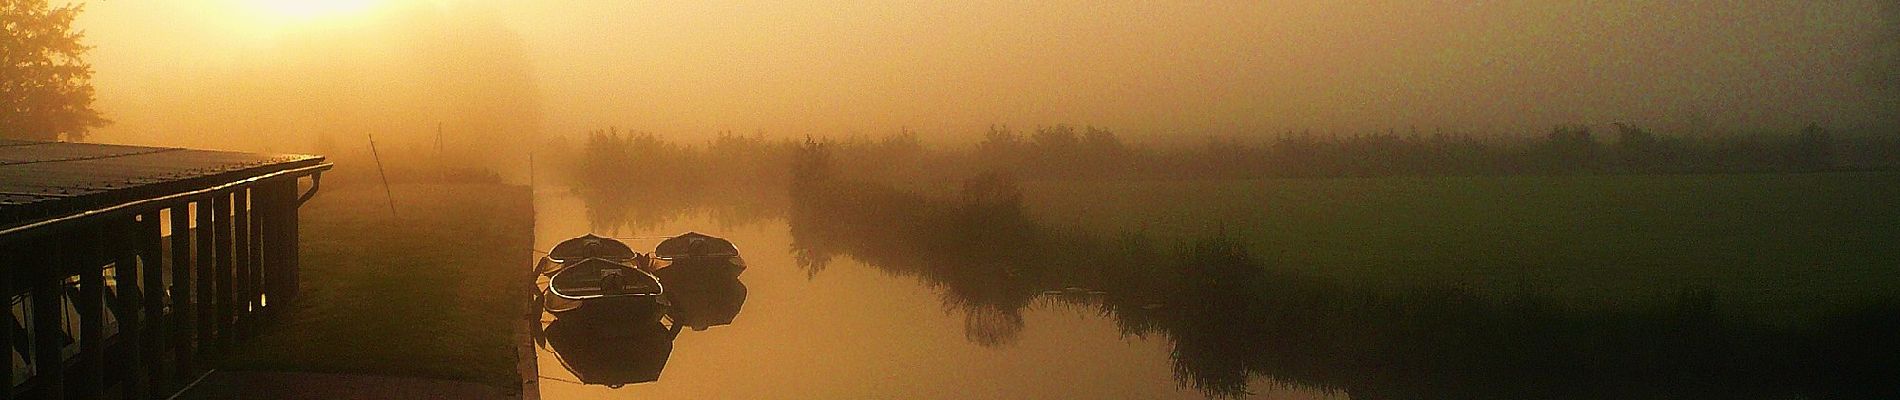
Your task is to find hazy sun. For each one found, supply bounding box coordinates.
[249,0,381,22]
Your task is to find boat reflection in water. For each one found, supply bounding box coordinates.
[534,232,748,388]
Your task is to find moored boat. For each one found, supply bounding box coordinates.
[540,234,665,322]
[534,231,752,388]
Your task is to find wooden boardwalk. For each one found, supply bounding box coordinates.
[0,140,329,400]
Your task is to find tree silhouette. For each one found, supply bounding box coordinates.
[1,0,109,141]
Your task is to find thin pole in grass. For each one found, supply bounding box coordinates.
[369,133,398,218]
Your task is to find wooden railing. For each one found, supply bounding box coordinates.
[0,164,327,399]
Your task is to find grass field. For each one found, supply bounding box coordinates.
[219,183,534,389]
[1017,171,1900,320]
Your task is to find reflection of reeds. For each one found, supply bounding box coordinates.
[784,144,1900,399]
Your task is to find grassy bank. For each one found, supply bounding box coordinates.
[1019,171,1900,319]
[220,183,533,389]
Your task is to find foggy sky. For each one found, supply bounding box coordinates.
[73,1,1900,152]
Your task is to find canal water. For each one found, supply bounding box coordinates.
[530,188,1339,399]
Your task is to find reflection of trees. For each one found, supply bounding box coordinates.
[572,183,782,234]
[786,142,1900,399]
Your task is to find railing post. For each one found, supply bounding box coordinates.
[192,199,215,359]
[110,218,146,400]
[139,212,167,399]
[212,193,234,354]
[30,242,65,400]
[242,190,261,339]
[76,226,104,400]
[166,206,193,391]
[230,190,252,343]
[259,180,299,314]
[275,180,300,304]
[0,239,17,400]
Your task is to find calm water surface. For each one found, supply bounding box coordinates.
[531,189,1339,399]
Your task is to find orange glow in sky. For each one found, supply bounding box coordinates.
[247,0,381,22]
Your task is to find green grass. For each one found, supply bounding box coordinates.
[1018,171,1900,320]
[221,183,533,389]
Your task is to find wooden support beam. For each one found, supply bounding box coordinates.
[110,217,146,400]
[30,243,65,400]
[138,212,166,399]
[212,193,233,353]
[166,206,193,390]
[230,191,251,343]
[257,181,299,317]
[273,181,300,305]
[0,240,17,400]
[241,190,261,339]
[76,226,104,400]
[191,199,214,359]
[246,195,262,316]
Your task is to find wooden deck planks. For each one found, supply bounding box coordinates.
[0,141,322,229]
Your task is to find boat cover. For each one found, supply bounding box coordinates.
[654,231,739,259]
[548,234,638,262]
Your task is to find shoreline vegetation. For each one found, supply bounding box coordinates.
[217,183,534,391]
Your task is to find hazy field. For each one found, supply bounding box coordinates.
[222,184,533,389]
[1017,171,1900,320]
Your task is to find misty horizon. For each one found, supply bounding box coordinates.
[10,2,1900,398]
[69,1,1900,158]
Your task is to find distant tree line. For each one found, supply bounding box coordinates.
[978,123,1897,179]
[563,123,1899,195]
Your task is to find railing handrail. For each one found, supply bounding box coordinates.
[0,163,332,243]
